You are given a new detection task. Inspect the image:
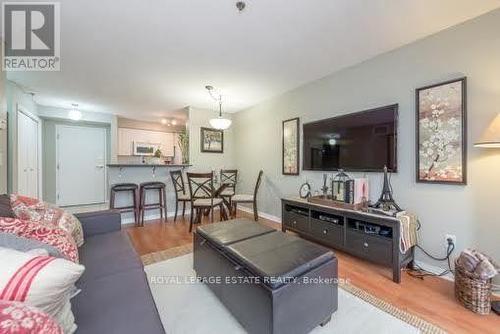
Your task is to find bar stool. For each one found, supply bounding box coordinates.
[139,181,167,226]
[110,183,139,225]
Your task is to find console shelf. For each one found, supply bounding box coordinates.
[282,198,414,283]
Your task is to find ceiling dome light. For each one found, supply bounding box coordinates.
[206,85,232,130]
[210,117,232,130]
[161,118,168,125]
[68,104,82,121]
[171,119,177,126]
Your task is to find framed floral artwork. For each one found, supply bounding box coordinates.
[416,77,467,184]
[282,117,299,175]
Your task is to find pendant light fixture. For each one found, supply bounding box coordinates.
[206,85,232,130]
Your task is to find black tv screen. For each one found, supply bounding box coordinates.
[303,104,398,172]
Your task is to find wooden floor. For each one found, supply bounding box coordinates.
[126,211,500,334]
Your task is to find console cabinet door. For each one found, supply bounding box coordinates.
[283,211,309,233]
[346,229,392,266]
[310,218,343,248]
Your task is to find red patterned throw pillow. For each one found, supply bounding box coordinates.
[10,195,84,247]
[0,218,79,263]
[0,300,63,334]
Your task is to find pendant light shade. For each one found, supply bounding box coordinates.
[206,85,232,130]
[475,114,500,148]
[209,117,232,130]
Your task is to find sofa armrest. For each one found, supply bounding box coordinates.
[75,210,121,238]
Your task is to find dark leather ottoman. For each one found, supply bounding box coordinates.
[194,218,338,334]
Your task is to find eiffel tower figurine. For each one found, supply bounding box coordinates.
[373,166,402,212]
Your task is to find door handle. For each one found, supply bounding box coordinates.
[96,165,105,168]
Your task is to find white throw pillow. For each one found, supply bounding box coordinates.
[0,247,85,333]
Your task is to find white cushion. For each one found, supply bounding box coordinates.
[177,193,190,201]
[0,247,85,333]
[220,189,235,197]
[193,198,223,207]
[232,194,254,203]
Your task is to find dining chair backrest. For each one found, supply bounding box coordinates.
[253,170,264,199]
[170,170,186,195]
[220,169,238,193]
[187,172,214,201]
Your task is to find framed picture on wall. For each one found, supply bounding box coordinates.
[201,127,224,153]
[416,77,467,185]
[282,117,300,175]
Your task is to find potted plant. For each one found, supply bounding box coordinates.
[177,130,189,164]
[152,148,163,164]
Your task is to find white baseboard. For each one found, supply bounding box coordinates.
[121,206,220,225]
[238,206,281,223]
[413,260,454,281]
[121,210,184,225]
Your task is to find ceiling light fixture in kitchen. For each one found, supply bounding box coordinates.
[68,104,82,121]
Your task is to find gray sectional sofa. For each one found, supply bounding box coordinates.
[72,210,165,334]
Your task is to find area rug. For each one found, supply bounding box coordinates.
[144,252,446,334]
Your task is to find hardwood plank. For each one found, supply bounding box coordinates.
[126,211,500,333]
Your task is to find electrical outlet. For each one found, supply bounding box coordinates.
[445,234,457,247]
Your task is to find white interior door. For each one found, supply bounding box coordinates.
[56,125,107,206]
[17,110,39,198]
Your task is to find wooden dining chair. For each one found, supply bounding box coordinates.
[231,170,263,221]
[187,172,224,232]
[220,169,238,204]
[170,170,190,222]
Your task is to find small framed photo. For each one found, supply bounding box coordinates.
[416,77,467,184]
[201,127,224,153]
[282,117,300,175]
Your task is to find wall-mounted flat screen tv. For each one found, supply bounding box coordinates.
[303,104,398,172]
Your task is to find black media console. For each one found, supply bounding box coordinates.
[281,198,414,283]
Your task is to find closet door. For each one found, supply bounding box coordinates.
[17,111,39,198]
[17,112,28,196]
[27,118,39,197]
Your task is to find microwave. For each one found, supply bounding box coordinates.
[133,142,160,156]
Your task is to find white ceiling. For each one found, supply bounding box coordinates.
[6,0,500,121]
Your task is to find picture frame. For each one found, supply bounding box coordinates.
[415,77,467,185]
[200,127,224,153]
[282,117,300,175]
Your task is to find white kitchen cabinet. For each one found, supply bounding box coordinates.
[118,128,175,156]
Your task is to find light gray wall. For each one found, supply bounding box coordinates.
[188,107,235,172]
[233,9,500,275]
